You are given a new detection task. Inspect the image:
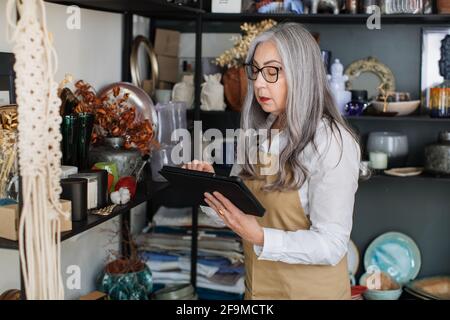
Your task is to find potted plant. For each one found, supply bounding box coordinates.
[215,19,277,112]
[96,224,153,300]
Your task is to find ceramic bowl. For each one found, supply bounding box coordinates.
[367,131,409,158]
[363,287,403,300]
[371,100,420,116]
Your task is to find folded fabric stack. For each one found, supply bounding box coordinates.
[136,206,245,300]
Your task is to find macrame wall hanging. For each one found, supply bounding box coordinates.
[6,0,69,299]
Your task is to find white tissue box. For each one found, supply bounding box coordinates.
[69,174,98,210]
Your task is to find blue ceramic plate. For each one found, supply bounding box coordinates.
[347,239,360,276]
[364,232,421,285]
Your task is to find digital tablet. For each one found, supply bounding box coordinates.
[159,166,265,217]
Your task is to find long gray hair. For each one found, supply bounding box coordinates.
[240,22,359,191]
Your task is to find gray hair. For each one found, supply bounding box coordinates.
[240,22,360,191]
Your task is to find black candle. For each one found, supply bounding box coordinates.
[60,178,88,221]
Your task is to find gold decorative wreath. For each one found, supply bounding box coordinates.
[344,56,396,93]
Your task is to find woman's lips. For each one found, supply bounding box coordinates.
[259,97,271,103]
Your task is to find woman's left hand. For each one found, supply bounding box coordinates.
[204,191,264,246]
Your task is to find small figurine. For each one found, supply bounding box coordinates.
[303,0,342,15]
[327,59,351,115]
[200,73,226,111]
[172,75,195,110]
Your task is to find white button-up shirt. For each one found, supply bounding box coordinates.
[201,117,360,266]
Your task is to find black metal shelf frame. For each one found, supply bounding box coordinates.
[202,13,450,24]
[10,0,448,298]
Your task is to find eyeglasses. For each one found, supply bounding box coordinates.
[244,63,282,83]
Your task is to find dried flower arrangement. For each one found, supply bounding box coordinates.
[101,221,144,274]
[215,19,278,68]
[377,82,396,113]
[96,221,153,300]
[0,106,18,199]
[59,78,156,155]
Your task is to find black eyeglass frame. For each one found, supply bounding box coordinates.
[244,63,283,83]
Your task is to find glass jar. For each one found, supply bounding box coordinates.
[429,80,450,118]
[382,0,423,14]
[424,131,450,175]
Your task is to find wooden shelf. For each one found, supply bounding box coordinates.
[346,115,450,122]
[191,110,450,123]
[0,180,170,251]
[43,2,450,24]
[368,173,450,182]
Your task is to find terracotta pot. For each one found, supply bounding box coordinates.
[438,0,450,13]
[105,258,145,274]
[222,66,248,112]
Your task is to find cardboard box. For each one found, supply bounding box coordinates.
[0,200,72,241]
[157,55,179,83]
[79,291,108,300]
[154,29,180,57]
[212,0,242,13]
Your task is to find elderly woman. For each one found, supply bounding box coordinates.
[184,23,360,300]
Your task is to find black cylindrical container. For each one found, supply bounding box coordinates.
[61,178,88,221]
[79,169,109,208]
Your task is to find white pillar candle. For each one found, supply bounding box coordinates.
[369,152,388,169]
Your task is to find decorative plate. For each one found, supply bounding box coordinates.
[364,232,421,285]
[98,82,158,136]
[384,167,424,177]
[405,276,450,300]
[347,239,360,276]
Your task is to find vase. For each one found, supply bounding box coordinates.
[438,0,450,14]
[424,131,450,175]
[222,66,248,112]
[89,137,144,180]
[61,114,79,166]
[77,112,94,170]
[97,259,153,300]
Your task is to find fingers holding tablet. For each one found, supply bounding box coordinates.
[182,159,215,173]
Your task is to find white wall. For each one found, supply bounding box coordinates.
[1,1,122,89]
[179,33,239,58]
[0,0,148,299]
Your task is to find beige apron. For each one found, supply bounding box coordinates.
[242,153,351,300]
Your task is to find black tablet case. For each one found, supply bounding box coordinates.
[159,166,265,217]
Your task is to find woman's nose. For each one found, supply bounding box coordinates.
[253,71,267,89]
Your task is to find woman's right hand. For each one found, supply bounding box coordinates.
[182,159,215,173]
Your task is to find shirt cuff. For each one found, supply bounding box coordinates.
[253,227,285,261]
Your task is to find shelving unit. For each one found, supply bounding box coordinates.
[47,0,205,15]
[346,115,450,122]
[0,180,169,251]
[183,5,450,283]
[4,0,448,298]
[202,13,450,24]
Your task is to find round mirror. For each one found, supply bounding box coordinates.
[130,35,159,97]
